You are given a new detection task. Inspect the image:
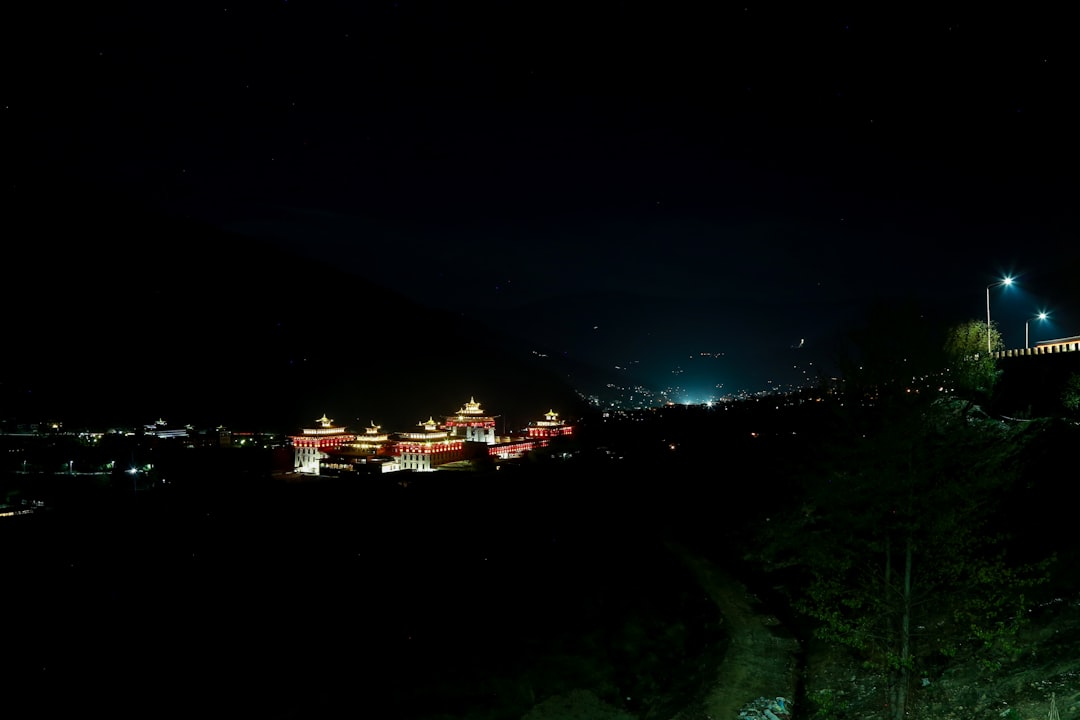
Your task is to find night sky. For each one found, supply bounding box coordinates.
[7,3,1080,400]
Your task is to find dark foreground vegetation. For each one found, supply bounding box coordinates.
[5,317,1080,720]
[2,451,731,720]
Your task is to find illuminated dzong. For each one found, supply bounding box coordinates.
[287,399,573,475]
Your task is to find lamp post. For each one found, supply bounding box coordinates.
[986,276,1013,353]
[1026,311,1049,350]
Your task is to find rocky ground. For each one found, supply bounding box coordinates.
[520,541,802,720]
[663,541,800,720]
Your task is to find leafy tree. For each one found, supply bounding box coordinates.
[1060,371,1080,414]
[943,319,1004,413]
[756,380,1050,720]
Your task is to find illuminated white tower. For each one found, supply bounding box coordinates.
[289,414,355,475]
[445,397,497,444]
[395,417,462,471]
[527,409,573,439]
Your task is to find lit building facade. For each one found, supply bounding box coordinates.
[350,421,391,456]
[526,409,574,440]
[290,414,356,474]
[487,438,539,460]
[395,417,464,472]
[290,404,574,475]
[487,408,574,459]
[445,397,497,444]
[320,420,399,475]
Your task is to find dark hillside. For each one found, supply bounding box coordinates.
[2,176,587,430]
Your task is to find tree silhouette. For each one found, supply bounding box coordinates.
[756,341,1050,720]
[943,319,1004,415]
[1060,371,1080,415]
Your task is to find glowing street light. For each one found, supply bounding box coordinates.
[986,276,1013,353]
[1026,311,1049,350]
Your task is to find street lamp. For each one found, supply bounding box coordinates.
[1026,311,1049,350]
[986,276,1013,353]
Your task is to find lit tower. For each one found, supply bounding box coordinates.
[350,420,390,456]
[290,414,356,475]
[445,397,497,444]
[394,416,463,471]
[527,409,574,440]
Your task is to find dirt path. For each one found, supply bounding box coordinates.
[665,541,801,720]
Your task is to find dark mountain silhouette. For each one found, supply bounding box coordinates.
[2,175,589,432]
[487,288,851,395]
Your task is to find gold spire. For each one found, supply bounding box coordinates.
[459,397,484,415]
